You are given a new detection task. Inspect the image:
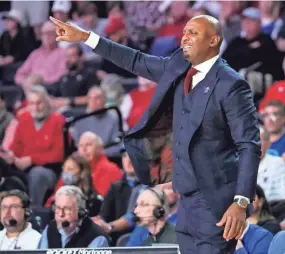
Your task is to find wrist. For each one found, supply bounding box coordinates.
[107,223,115,233]
[82,31,90,42]
[234,195,250,209]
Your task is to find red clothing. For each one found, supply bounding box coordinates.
[45,154,122,207]
[90,155,122,196]
[9,112,65,165]
[158,17,189,41]
[127,87,156,128]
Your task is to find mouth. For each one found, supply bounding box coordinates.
[182,46,192,51]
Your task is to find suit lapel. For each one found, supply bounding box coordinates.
[188,58,223,138]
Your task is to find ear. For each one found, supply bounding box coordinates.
[209,36,221,48]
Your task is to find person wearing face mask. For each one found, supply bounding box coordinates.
[45,152,103,217]
[0,190,41,250]
[38,185,109,249]
[4,86,65,207]
[46,43,99,112]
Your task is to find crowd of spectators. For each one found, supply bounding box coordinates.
[0,1,285,253]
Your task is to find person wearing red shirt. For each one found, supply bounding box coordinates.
[78,131,122,196]
[7,86,65,206]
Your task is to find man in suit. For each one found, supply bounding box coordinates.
[50,15,261,253]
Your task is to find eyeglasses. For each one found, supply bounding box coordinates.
[52,205,75,215]
[1,204,23,213]
[262,112,283,119]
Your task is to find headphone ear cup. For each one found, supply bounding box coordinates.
[24,208,32,220]
[153,206,165,219]
[78,208,88,219]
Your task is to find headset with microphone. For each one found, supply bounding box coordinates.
[133,187,166,223]
[0,190,32,227]
[52,187,89,228]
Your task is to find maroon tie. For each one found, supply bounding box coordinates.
[184,67,198,95]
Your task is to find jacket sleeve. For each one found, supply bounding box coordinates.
[93,37,170,83]
[222,80,261,200]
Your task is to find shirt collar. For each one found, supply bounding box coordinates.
[193,54,220,74]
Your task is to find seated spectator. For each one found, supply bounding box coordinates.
[276,25,285,74]
[0,92,17,148]
[262,100,285,158]
[38,185,109,248]
[120,76,156,130]
[92,150,146,245]
[223,7,284,99]
[219,1,244,52]
[127,183,178,247]
[0,190,41,250]
[45,152,103,217]
[97,16,137,80]
[72,87,122,158]
[77,131,122,197]
[15,21,67,86]
[259,1,283,39]
[157,1,189,42]
[133,187,177,246]
[0,10,33,70]
[13,73,43,114]
[51,0,72,49]
[106,1,125,19]
[76,2,106,60]
[268,230,285,254]
[100,74,125,107]
[247,185,281,234]
[235,223,273,254]
[47,43,99,111]
[7,86,65,206]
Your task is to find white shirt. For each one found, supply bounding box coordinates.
[0,223,41,250]
[85,32,250,204]
[192,55,220,88]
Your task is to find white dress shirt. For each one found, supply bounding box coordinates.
[191,55,219,88]
[85,32,251,204]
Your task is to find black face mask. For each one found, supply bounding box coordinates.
[68,63,78,71]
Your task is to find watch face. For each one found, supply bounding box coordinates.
[239,198,248,207]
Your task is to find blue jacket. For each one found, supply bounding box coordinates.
[235,224,273,254]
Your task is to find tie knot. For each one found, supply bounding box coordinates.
[188,67,199,77]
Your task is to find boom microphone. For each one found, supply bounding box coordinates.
[61,221,70,228]
[8,219,17,226]
[132,215,156,223]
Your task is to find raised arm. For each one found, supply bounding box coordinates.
[49,17,170,83]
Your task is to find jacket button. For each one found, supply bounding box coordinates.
[180,126,183,130]
[176,157,179,161]
[176,141,180,146]
[182,110,186,114]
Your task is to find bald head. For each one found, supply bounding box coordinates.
[181,15,223,65]
[78,131,103,162]
[190,15,223,47]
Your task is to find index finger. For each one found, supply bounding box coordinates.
[49,16,68,28]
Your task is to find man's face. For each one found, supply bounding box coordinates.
[41,28,57,49]
[27,93,48,120]
[241,18,261,40]
[263,105,285,134]
[5,19,18,31]
[78,135,97,162]
[134,190,161,227]
[87,89,105,112]
[170,1,187,21]
[66,47,81,71]
[1,196,25,230]
[181,18,213,65]
[54,194,78,227]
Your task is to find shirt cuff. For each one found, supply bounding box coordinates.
[234,195,250,204]
[84,32,100,49]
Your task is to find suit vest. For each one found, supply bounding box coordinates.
[172,78,202,195]
[47,217,109,248]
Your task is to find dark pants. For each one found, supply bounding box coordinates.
[175,191,237,254]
